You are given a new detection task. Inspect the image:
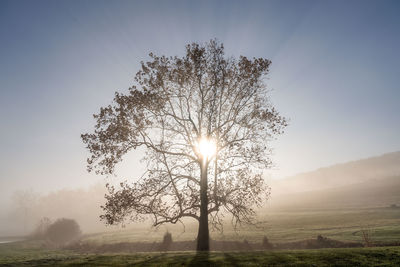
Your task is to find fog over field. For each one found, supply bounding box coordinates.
[269,151,400,209]
[1,4,400,266]
[1,151,399,238]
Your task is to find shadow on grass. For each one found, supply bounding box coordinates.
[223,253,240,267]
[134,253,167,266]
[188,252,211,267]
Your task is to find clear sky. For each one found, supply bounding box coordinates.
[1,0,399,206]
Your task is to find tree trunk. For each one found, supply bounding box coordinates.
[196,162,209,251]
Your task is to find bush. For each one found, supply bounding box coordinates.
[159,232,173,251]
[317,234,326,243]
[262,235,273,249]
[46,218,81,246]
[243,239,252,250]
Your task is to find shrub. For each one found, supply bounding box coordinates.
[159,232,173,251]
[46,218,81,246]
[317,234,326,243]
[262,235,273,249]
[243,239,252,250]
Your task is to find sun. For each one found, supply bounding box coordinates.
[195,137,216,160]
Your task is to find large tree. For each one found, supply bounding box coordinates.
[81,40,287,251]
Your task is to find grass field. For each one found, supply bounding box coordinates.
[1,242,400,266]
[82,207,400,245]
[1,207,399,266]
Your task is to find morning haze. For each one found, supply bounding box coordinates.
[0,0,399,265]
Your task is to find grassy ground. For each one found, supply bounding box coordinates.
[1,207,399,266]
[1,243,400,266]
[83,207,400,245]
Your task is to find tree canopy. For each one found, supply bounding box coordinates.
[81,40,287,245]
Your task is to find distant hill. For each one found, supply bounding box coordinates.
[267,151,400,210]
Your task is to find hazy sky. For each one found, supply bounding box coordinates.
[1,0,399,205]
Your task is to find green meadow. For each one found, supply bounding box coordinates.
[1,244,400,266]
[1,206,399,266]
[82,206,400,245]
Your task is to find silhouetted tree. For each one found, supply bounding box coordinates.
[360,228,373,247]
[82,40,287,251]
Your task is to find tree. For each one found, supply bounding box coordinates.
[81,40,287,251]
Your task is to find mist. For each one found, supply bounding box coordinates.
[2,151,399,239]
[1,184,107,237]
[1,0,400,265]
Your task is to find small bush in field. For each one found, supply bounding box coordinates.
[262,235,273,249]
[46,218,81,246]
[243,239,252,250]
[159,232,173,251]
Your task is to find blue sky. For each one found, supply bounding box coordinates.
[1,0,399,204]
